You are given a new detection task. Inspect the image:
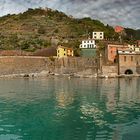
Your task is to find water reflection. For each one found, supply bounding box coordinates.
[0,77,140,140]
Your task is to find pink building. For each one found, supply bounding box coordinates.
[114,26,124,33]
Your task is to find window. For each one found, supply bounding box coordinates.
[131,56,133,61]
[124,56,126,62]
[100,36,102,38]
[94,36,96,39]
[64,53,65,55]
[100,32,103,35]
[64,49,65,51]
[58,50,59,53]
[94,32,96,35]
[84,45,86,48]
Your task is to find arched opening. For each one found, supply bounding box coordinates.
[125,69,133,75]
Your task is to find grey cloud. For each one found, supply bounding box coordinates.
[0,0,139,29]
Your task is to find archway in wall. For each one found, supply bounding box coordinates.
[125,69,133,75]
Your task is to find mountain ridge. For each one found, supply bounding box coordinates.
[0,8,139,52]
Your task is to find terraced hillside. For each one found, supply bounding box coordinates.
[0,8,139,53]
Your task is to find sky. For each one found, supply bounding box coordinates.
[0,0,139,29]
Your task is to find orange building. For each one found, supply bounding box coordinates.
[107,44,129,63]
[114,26,124,33]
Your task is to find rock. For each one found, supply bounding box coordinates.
[37,70,50,77]
[23,74,29,78]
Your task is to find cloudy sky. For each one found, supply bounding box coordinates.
[0,0,139,29]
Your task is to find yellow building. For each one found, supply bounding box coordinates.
[57,45,74,58]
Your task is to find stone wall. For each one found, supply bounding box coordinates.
[0,56,98,76]
[136,66,140,74]
[54,57,97,76]
[102,65,118,76]
[0,56,47,75]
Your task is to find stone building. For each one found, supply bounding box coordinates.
[106,44,129,63]
[117,50,140,75]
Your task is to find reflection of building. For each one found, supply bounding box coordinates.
[118,78,140,103]
[56,91,73,108]
[117,50,140,75]
[55,78,74,108]
[100,79,118,111]
[57,45,74,58]
[93,32,104,40]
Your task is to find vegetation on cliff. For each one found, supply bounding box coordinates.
[0,8,139,52]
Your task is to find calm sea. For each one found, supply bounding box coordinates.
[0,77,140,140]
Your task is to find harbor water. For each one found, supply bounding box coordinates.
[0,77,140,140]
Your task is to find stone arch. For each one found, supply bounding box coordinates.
[125,69,133,75]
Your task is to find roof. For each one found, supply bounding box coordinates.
[117,50,140,55]
[93,31,104,33]
[108,44,128,48]
[57,45,73,50]
[114,26,124,33]
[82,39,95,41]
[33,47,57,57]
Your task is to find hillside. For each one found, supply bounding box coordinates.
[0,8,139,52]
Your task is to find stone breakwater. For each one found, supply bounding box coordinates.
[0,56,98,78]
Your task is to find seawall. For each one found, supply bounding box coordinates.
[0,56,98,77]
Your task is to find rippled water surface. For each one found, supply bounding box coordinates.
[0,77,140,140]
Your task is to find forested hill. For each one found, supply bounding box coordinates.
[0,8,139,52]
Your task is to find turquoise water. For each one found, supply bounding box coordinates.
[0,77,140,140]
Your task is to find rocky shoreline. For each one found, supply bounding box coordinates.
[0,70,139,79]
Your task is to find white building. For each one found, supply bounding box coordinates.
[79,39,96,49]
[128,44,137,50]
[93,32,104,40]
[128,44,140,52]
